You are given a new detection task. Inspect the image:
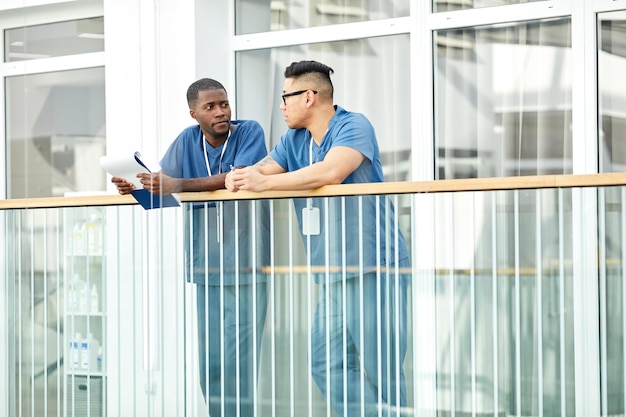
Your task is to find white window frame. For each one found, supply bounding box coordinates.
[0,0,104,199]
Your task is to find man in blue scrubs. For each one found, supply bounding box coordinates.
[226,61,410,417]
[112,78,269,416]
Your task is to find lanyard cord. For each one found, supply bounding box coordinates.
[308,137,314,209]
[202,129,230,176]
[202,129,230,243]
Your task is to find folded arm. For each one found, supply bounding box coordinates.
[112,172,228,195]
[226,147,364,192]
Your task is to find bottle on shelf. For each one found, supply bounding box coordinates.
[69,332,82,370]
[86,212,103,253]
[67,275,77,312]
[78,283,88,313]
[72,220,87,254]
[90,284,99,313]
[80,333,101,371]
[68,275,91,313]
[97,346,104,372]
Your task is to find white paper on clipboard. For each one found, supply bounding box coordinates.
[99,151,152,188]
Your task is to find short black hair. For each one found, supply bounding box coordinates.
[187,78,227,106]
[284,60,334,97]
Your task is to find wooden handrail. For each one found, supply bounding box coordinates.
[2,172,626,210]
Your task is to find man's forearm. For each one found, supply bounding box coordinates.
[178,173,227,192]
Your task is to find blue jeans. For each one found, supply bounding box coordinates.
[196,283,268,416]
[310,269,409,417]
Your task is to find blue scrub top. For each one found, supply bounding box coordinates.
[160,120,270,285]
[270,106,410,282]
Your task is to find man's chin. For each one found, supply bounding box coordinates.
[215,121,230,130]
[213,125,230,137]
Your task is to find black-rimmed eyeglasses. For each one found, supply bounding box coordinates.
[281,89,318,105]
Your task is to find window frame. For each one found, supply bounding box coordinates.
[0,1,104,199]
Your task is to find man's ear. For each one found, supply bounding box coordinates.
[189,109,196,120]
[306,91,315,107]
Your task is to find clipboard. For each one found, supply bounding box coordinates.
[99,152,180,210]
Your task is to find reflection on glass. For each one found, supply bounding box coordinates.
[433,0,545,12]
[6,68,106,198]
[235,35,411,181]
[4,17,104,62]
[435,188,575,417]
[235,0,409,35]
[599,12,626,173]
[435,18,571,179]
[601,187,626,416]
[6,206,107,417]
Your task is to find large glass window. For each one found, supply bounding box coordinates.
[434,18,572,179]
[601,187,626,417]
[599,11,626,173]
[235,35,411,182]
[599,11,626,417]
[6,68,106,198]
[235,0,409,35]
[3,13,106,199]
[4,17,104,62]
[433,0,546,13]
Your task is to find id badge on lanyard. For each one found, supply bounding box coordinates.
[203,132,230,242]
